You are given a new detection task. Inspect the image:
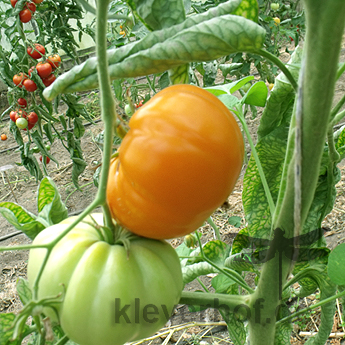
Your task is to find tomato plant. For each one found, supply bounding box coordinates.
[36,62,52,78]
[27,44,45,59]
[19,8,32,23]
[27,213,183,345]
[106,84,244,239]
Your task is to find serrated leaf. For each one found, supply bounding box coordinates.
[224,253,255,272]
[242,81,268,107]
[0,313,28,344]
[223,312,247,345]
[0,202,45,240]
[203,240,230,266]
[16,278,32,306]
[327,243,345,285]
[182,261,218,285]
[275,304,293,345]
[37,177,68,225]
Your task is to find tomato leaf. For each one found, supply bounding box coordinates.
[44,8,265,99]
[16,278,32,306]
[31,131,58,165]
[0,312,28,345]
[232,0,259,22]
[73,117,85,139]
[182,261,218,285]
[0,202,45,240]
[327,243,345,285]
[241,81,268,107]
[43,122,54,144]
[37,177,68,225]
[211,273,235,293]
[126,0,186,30]
[203,240,230,266]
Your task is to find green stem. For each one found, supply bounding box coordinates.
[276,289,345,326]
[336,61,345,80]
[236,109,276,219]
[333,108,345,126]
[207,216,221,240]
[94,0,117,230]
[255,48,298,91]
[179,291,250,319]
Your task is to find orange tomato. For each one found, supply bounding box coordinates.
[106,84,244,239]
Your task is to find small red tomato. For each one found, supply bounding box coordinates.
[19,9,32,23]
[42,74,56,87]
[47,54,61,70]
[25,2,36,13]
[39,156,50,164]
[13,73,27,87]
[24,122,35,131]
[10,0,17,7]
[36,62,52,79]
[9,111,17,122]
[17,98,27,108]
[32,0,43,3]
[28,66,35,77]
[23,79,38,92]
[28,112,38,124]
[27,44,45,59]
[1,134,7,141]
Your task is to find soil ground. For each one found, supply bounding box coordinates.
[1,46,345,345]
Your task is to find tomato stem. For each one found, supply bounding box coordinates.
[207,217,221,240]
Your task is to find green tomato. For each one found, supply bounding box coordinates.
[27,214,183,345]
[270,3,279,10]
[124,103,134,116]
[45,145,51,151]
[241,83,251,93]
[16,117,28,129]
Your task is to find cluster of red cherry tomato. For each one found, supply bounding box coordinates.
[11,0,43,23]
[134,99,144,108]
[12,44,61,92]
[9,98,39,131]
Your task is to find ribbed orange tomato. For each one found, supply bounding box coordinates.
[106,84,244,239]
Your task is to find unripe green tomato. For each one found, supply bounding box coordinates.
[241,83,251,93]
[184,233,198,248]
[45,145,51,151]
[16,117,28,129]
[124,104,133,116]
[270,3,279,10]
[32,147,40,153]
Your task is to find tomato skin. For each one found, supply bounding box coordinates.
[13,73,27,87]
[23,79,38,92]
[27,214,183,345]
[47,54,61,69]
[17,98,27,108]
[10,0,17,7]
[32,0,43,3]
[1,134,7,141]
[19,9,32,23]
[27,44,45,59]
[106,84,244,239]
[16,117,28,129]
[42,73,56,87]
[28,111,38,124]
[39,155,50,163]
[9,111,17,122]
[36,62,52,78]
[25,2,36,12]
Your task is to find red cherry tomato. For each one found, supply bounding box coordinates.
[17,109,28,119]
[10,111,17,122]
[19,9,32,23]
[36,62,52,79]
[10,0,17,7]
[39,156,50,164]
[17,98,27,108]
[25,2,36,13]
[28,112,39,124]
[13,73,27,88]
[28,66,35,77]
[32,0,43,3]
[23,79,38,92]
[42,74,56,87]
[27,44,45,59]
[47,54,61,70]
